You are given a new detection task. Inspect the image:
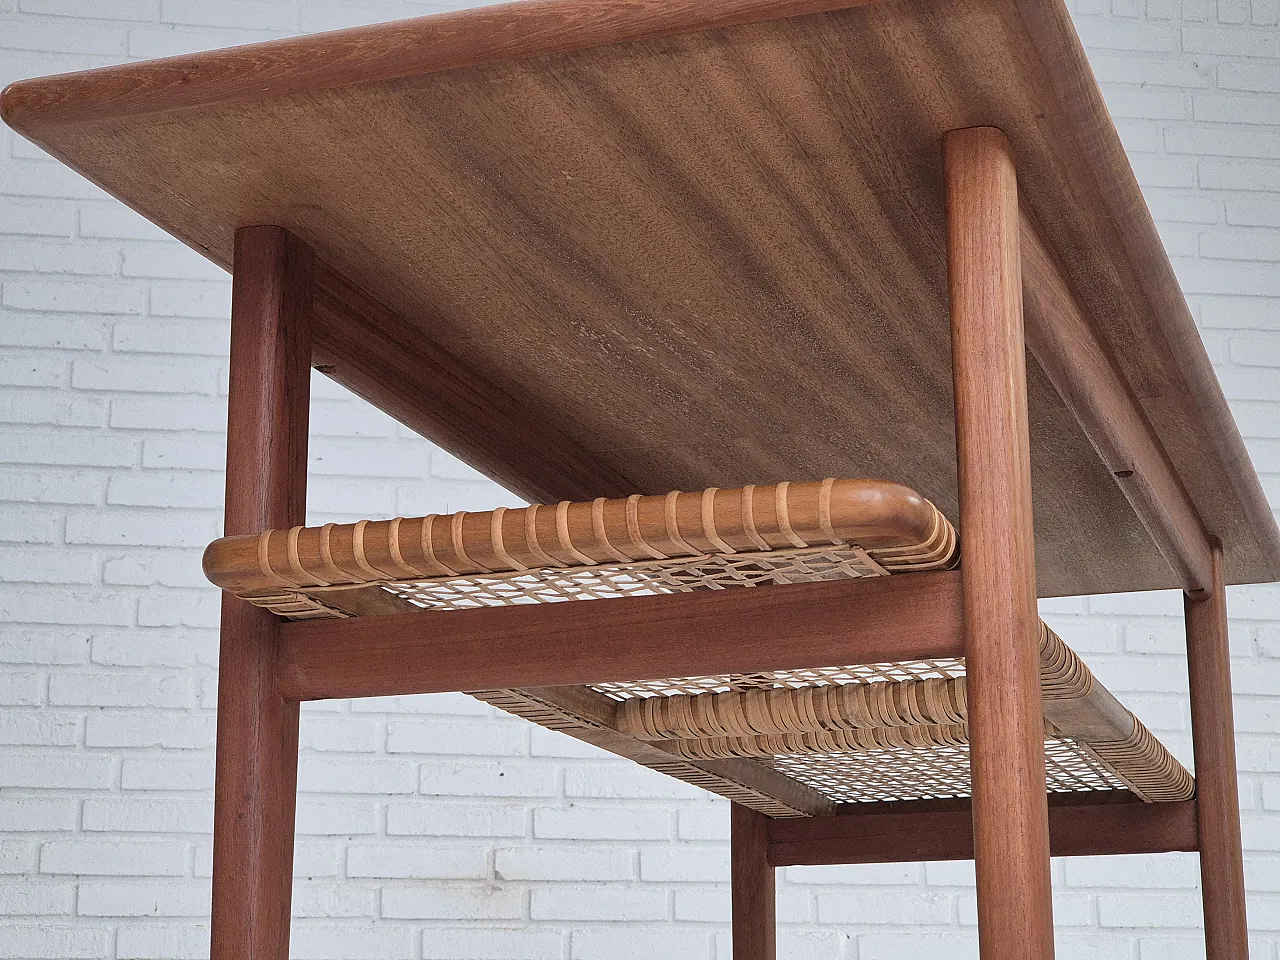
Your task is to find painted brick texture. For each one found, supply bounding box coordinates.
[1,1,1279,958]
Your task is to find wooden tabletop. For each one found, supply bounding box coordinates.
[4,0,1277,597]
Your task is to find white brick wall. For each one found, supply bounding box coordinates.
[1,0,1278,957]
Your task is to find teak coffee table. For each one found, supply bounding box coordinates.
[5,1,1278,957]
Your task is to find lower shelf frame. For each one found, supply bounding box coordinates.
[766,790,1199,866]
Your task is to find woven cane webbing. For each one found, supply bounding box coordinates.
[590,659,967,700]
[201,479,956,616]
[661,721,972,760]
[570,625,1194,804]
[770,736,1130,804]
[474,623,1194,805]
[614,673,968,740]
[380,544,895,612]
[201,477,1193,815]
[233,542,914,620]
[477,677,1178,807]
[1083,722,1195,802]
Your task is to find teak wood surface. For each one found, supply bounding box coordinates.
[1186,545,1250,959]
[766,792,1200,866]
[1019,215,1214,594]
[945,127,1054,959]
[4,0,1278,597]
[275,568,965,701]
[210,227,310,960]
[732,804,776,960]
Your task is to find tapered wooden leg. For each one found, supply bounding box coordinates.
[944,126,1055,960]
[210,226,313,960]
[1186,544,1249,959]
[731,803,776,960]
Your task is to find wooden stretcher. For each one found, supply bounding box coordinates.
[5,0,1278,956]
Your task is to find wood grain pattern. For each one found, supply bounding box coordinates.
[1185,544,1250,958]
[3,0,1276,596]
[0,0,876,126]
[945,128,1054,960]
[1020,213,1214,594]
[311,262,635,505]
[1010,0,1278,591]
[275,569,964,701]
[766,793,1200,866]
[732,804,776,960]
[210,226,310,960]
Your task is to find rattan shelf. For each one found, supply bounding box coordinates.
[204,479,1193,815]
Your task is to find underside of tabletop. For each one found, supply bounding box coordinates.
[4,0,1277,596]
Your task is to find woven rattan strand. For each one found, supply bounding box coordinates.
[201,478,1193,815]
[201,478,955,615]
[474,624,1194,805]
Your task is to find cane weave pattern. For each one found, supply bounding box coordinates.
[590,659,967,700]
[769,736,1129,804]
[475,622,1194,805]
[202,479,1195,816]
[380,545,893,612]
[203,479,957,619]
